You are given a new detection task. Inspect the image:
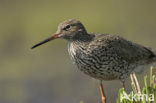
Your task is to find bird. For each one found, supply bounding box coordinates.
[31,19,156,103]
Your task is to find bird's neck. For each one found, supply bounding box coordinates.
[68,33,94,59]
[68,37,90,59]
[68,40,86,55]
[69,33,94,50]
[72,33,94,42]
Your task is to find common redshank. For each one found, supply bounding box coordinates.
[32,19,156,103]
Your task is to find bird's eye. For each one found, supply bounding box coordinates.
[63,24,71,30]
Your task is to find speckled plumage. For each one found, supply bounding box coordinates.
[31,19,156,103]
[68,33,156,83]
[32,19,156,84]
[60,19,156,83]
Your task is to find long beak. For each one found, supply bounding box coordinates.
[31,34,60,49]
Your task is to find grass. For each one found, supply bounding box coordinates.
[117,67,156,103]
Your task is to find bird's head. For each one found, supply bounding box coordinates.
[31,19,88,49]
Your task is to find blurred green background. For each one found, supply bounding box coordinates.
[0,0,156,103]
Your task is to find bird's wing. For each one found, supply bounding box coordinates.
[89,34,155,64]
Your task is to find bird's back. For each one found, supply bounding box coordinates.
[88,34,156,73]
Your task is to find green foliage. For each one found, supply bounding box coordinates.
[117,67,156,103]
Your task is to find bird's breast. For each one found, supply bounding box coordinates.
[67,41,122,80]
[68,42,77,59]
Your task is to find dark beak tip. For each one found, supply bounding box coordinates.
[31,47,34,49]
[31,44,40,49]
[31,33,60,50]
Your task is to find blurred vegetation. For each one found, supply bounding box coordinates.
[117,67,156,103]
[0,0,156,103]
